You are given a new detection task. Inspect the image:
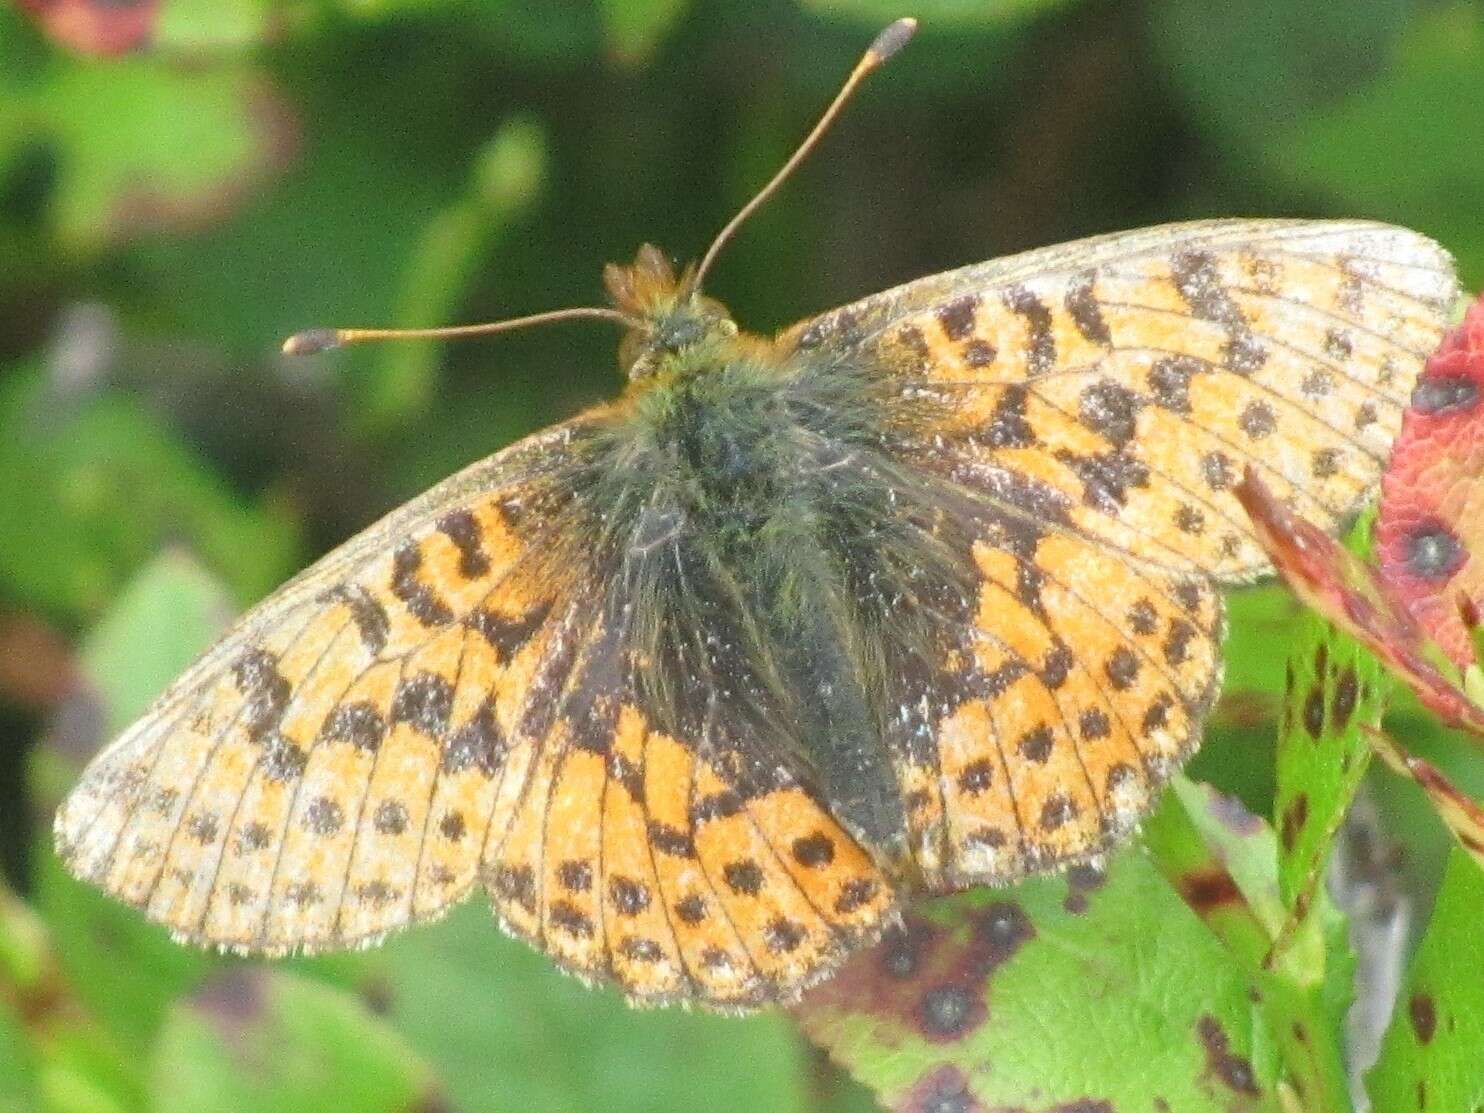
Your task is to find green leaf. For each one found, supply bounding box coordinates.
[796,850,1279,1112]
[151,969,440,1113]
[0,990,38,1113]
[1142,780,1275,970]
[598,0,693,63]
[380,899,810,1113]
[0,365,299,618]
[0,879,150,1113]
[153,0,275,52]
[1223,585,1305,702]
[1267,4,1484,286]
[1145,779,1352,1112]
[72,550,235,737]
[13,58,288,251]
[1273,618,1384,924]
[1155,1,1484,287]
[1367,850,1484,1110]
[32,849,216,1063]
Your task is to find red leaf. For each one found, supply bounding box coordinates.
[1376,295,1484,667]
[18,0,159,57]
[1234,470,1484,737]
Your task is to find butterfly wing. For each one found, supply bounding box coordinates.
[789,219,1457,578]
[55,416,893,1006]
[784,219,1457,888]
[487,601,892,1007]
[54,422,586,952]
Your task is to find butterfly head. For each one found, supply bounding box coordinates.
[604,244,738,381]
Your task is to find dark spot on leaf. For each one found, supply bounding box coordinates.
[1063,863,1107,914]
[1178,867,1242,913]
[1332,666,1360,730]
[1409,993,1437,1044]
[1302,685,1325,738]
[974,901,1035,969]
[900,1065,982,1113]
[919,985,981,1039]
[1406,521,1466,581]
[1280,794,1309,853]
[1411,374,1479,414]
[1198,1014,1260,1096]
[878,922,931,979]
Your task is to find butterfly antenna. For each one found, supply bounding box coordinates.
[281,305,642,356]
[688,16,918,293]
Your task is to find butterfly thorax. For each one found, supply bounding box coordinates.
[556,274,986,866]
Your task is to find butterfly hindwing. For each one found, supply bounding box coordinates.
[485,596,895,1006]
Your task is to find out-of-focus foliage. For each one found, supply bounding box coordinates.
[2,2,1483,1111]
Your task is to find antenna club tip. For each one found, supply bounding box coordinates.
[282,328,343,356]
[868,17,918,65]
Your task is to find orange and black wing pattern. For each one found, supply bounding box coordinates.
[786,219,1458,889]
[55,424,584,955]
[55,416,895,1007]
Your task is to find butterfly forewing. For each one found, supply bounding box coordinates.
[55,426,582,953]
[793,219,1456,579]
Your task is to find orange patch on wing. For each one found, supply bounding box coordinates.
[600,707,685,998]
[935,698,1019,877]
[487,741,555,940]
[746,786,891,935]
[539,748,607,974]
[641,729,763,1005]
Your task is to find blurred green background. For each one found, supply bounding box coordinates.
[2,1,1483,1111]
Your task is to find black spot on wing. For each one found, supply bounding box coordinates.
[318,701,387,753]
[319,585,390,655]
[983,385,1036,449]
[466,599,553,664]
[390,544,453,627]
[936,295,979,341]
[1064,271,1111,346]
[442,699,507,777]
[232,649,291,742]
[435,509,491,578]
[389,672,454,736]
[1001,284,1056,376]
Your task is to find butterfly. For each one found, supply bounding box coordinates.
[54,19,1458,1010]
